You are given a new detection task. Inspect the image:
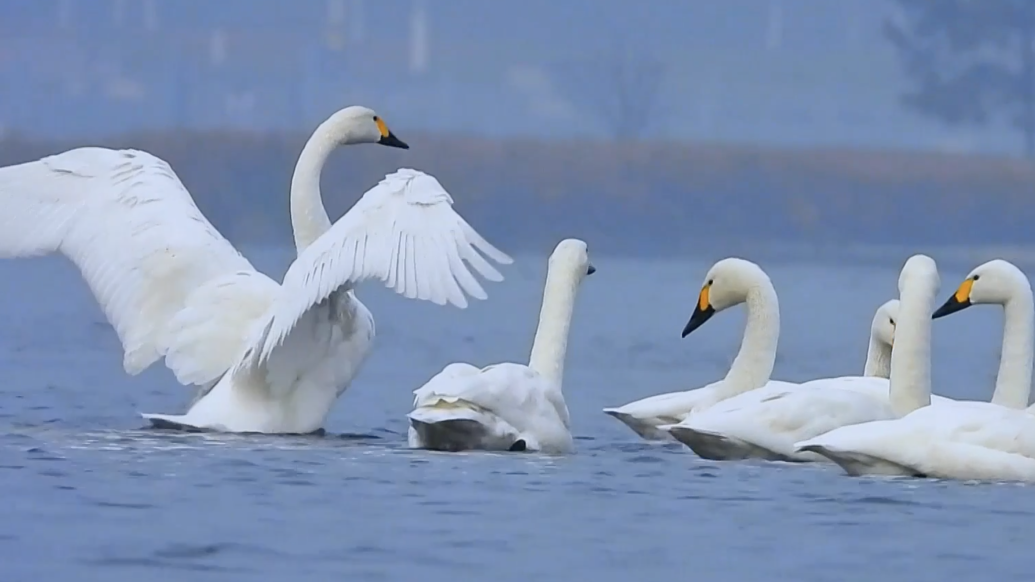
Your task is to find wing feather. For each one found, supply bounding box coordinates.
[0,147,266,380]
[243,168,512,368]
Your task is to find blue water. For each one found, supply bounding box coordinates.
[1,248,1032,582]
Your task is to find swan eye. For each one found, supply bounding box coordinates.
[972,275,980,281]
[707,279,714,286]
[889,318,895,326]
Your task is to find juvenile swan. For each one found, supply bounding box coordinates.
[602,258,799,440]
[407,239,595,454]
[0,105,512,434]
[930,259,1034,410]
[663,274,952,462]
[796,256,1035,482]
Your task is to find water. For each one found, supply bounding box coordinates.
[0,248,1031,582]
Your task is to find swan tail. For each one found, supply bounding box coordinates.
[795,444,925,477]
[407,402,522,452]
[602,409,676,441]
[666,425,792,462]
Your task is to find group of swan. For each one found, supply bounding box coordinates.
[0,105,593,452]
[3,102,1034,483]
[605,254,1035,482]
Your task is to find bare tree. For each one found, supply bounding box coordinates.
[555,40,667,141]
[886,0,1035,156]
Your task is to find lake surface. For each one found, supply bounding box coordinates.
[0,247,1032,582]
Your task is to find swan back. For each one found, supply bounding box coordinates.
[864,299,898,378]
[527,239,595,388]
[889,254,940,416]
[934,259,1034,409]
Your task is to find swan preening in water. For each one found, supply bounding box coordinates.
[797,257,1035,482]
[661,260,955,462]
[0,105,512,434]
[407,239,595,454]
[602,259,898,443]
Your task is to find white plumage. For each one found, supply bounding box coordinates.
[0,105,512,434]
[407,239,594,454]
[797,257,1035,482]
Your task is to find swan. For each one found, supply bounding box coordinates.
[0,105,512,434]
[407,238,595,454]
[660,268,952,462]
[602,258,800,440]
[795,256,1035,482]
[930,259,1033,410]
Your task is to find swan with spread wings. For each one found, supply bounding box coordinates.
[0,105,513,434]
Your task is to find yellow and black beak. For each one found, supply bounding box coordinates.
[375,117,409,149]
[932,277,974,319]
[682,283,716,338]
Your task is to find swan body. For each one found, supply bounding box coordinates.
[0,106,512,434]
[603,258,790,440]
[407,239,595,454]
[796,258,1035,482]
[663,292,948,462]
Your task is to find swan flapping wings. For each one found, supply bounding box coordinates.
[0,149,511,397]
[244,168,513,368]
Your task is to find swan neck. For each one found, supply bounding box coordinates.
[990,292,1034,409]
[528,263,579,389]
[863,335,892,379]
[290,124,337,253]
[722,284,779,394]
[889,284,934,416]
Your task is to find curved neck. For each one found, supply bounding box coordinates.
[527,264,580,389]
[990,290,1034,409]
[289,123,338,253]
[720,284,780,396]
[863,335,892,379]
[889,284,934,416]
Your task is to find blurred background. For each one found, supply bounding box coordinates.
[0,0,1032,255]
[4,4,1035,580]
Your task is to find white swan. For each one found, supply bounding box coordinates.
[602,258,799,440]
[661,265,953,462]
[0,105,512,434]
[407,238,595,454]
[796,256,1035,482]
[930,259,1033,410]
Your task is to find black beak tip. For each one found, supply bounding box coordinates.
[379,133,410,149]
[587,264,597,276]
[932,297,970,320]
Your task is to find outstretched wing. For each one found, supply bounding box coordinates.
[0,147,270,380]
[243,168,513,370]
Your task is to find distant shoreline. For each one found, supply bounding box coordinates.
[3,130,1033,252]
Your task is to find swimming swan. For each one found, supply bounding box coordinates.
[0,105,512,434]
[930,259,1033,410]
[662,270,952,462]
[602,258,800,440]
[407,239,595,454]
[796,256,1035,482]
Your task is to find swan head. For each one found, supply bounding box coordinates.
[933,259,1031,318]
[871,299,899,347]
[324,105,409,149]
[549,238,595,280]
[682,258,770,338]
[898,254,940,298]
